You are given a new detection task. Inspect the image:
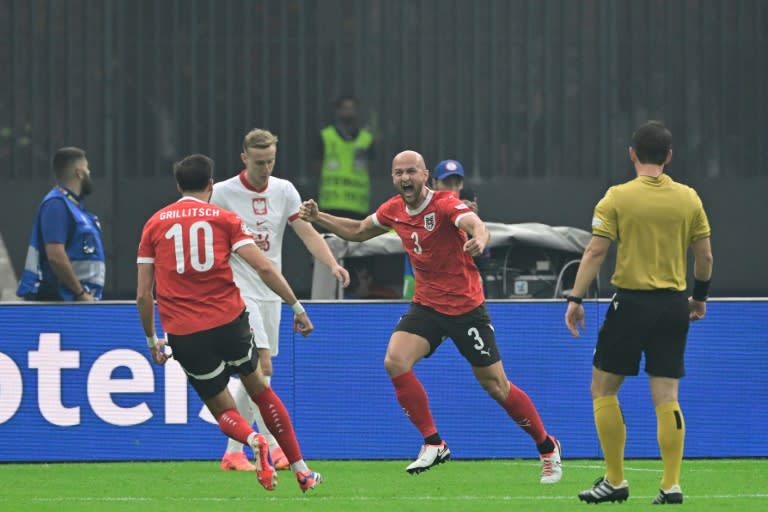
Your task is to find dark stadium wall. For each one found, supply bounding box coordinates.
[2,1,766,299]
[2,176,765,299]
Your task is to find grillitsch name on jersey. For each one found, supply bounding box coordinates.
[158,207,221,221]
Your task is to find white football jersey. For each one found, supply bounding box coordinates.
[211,172,302,300]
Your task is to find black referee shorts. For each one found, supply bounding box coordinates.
[594,289,690,378]
[394,303,501,367]
[166,310,258,400]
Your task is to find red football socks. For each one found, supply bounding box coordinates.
[217,408,254,444]
[391,370,438,438]
[251,387,302,464]
[500,382,548,444]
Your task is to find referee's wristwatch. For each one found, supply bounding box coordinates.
[566,295,583,304]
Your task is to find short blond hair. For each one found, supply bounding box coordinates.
[243,128,279,151]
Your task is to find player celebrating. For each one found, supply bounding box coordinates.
[136,154,322,493]
[210,128,349,471]
[299,150,562,484]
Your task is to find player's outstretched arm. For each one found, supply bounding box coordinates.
[299,199,387,242]
[292,218,351,287]
[236,243,314,336]
[457,213,491,257]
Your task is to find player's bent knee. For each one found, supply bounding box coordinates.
[383,354,412,376]
[257,352,273,376]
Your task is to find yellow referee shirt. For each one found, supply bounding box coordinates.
[591,174,711,291]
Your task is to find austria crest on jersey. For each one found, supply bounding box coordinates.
[424,212,436,231]
[252,197,267,215]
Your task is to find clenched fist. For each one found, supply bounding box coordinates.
[299,199,320,222]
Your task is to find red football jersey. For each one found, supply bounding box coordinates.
[373,190,485,315]
[137,197,255,335]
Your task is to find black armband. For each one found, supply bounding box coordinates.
[692,279,710,302]
[566,295,583,304]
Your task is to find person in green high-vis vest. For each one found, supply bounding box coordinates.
[313,95,374,220]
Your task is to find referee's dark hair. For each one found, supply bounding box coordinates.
[174,154,214,192]
[52,147,86,180]
[631,121,672,165]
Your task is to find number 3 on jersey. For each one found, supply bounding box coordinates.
[165,221,214,273]
[411,231,423,255]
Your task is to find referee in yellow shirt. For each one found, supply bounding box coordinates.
[564,121,713,505]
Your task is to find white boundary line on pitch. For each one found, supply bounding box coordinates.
[497,461,663,472]
[9,494,768,503]
[498,460,758,472]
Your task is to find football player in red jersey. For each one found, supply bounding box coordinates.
[136,154,322,493]
[300,150,562,483]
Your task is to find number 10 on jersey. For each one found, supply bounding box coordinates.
[165,221,214,273]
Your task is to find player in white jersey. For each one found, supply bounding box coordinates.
[210,128,350,471]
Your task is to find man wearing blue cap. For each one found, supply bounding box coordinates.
[432,159,478,213]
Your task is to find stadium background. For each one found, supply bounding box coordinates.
[0,0,766,464]
[0,0,766,299]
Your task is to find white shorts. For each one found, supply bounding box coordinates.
[241,297,282,357]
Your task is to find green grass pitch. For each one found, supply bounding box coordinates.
[1,459,766,511]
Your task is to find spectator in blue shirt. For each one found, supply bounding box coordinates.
[17,147,105,301]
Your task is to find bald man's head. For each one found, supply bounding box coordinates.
[392,150,426,171]
[391,149,431,207]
